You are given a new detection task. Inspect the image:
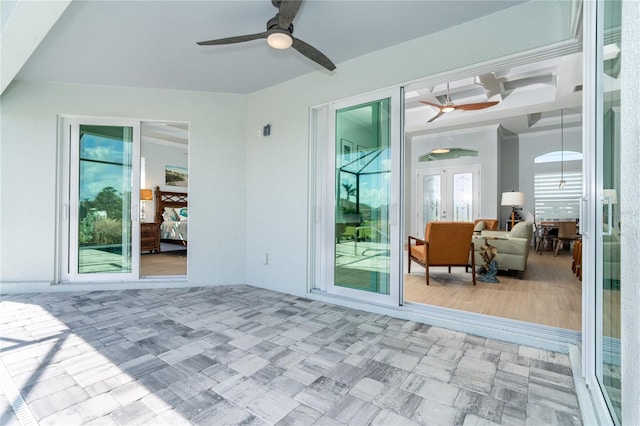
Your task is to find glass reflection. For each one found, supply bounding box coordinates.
[334,99,391,294]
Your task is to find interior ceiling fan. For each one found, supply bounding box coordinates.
[196,0,336,71]
[420,82,499,123]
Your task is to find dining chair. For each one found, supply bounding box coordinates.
[553,221,579,255]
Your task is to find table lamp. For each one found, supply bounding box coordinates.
[501,191,525,230]
[140,189,153,221]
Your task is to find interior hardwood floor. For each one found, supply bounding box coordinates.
[404,249,582,331]
[141,249,187,276]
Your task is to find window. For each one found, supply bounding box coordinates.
[534,170,582,220]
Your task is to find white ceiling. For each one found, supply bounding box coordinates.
[5,0,588,137]
[11,0,525,94]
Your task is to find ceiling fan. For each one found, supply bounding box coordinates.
[196,0,336,71]
[420,82,499,123]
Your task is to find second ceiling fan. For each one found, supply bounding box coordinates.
[420,82,499,123]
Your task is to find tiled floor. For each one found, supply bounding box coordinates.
[0,286,583,425]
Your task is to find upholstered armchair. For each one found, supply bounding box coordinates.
[473,221,534,278]
[473,219,499,232]
[408,221,476,285]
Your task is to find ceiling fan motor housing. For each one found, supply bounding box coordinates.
[267,15,293,33]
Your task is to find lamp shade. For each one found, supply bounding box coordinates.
[140,189,153,201]
[501,191,525,206]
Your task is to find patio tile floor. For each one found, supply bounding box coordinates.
[0,286,583,425]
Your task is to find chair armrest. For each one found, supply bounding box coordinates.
[408,235,425,246]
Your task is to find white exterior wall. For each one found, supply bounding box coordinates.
[244,1,576,295]
[0,81,247,288]
[621,0,640,423]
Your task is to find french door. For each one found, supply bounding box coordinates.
[59,117,141,282]
[312,88,402,306]
[415,166,479,238]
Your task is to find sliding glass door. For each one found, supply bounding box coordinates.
[60,118,141,281]
[595,0,622,422]
[312,88,402,305]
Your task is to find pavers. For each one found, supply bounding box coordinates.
[0,286,583,425]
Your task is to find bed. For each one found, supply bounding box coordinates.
[154,186,188,248]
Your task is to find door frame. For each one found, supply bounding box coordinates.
[57,115,141,282]
[310,87,404,306]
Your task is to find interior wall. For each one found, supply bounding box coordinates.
[517,126,582,221]
[244,1,578,296]
[0,80,247,287]
[141,140,189,221]
[408,126,498,236]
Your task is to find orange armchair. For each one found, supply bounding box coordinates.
[408,221,476,285]
[474,219,499,231]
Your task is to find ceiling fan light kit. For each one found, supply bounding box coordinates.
[267,31,293,49]
[431,148,450,154]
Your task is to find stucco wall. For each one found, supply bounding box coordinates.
[0,81,247,287]
[244,1,577,296]
[621,0,640,423]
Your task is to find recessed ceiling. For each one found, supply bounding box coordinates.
[404,52,584,136]
[12,0,525,94]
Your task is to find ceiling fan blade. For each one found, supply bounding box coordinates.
[455,101,499,111]
[427,110,445,123]
[291,37,336,71]
[419,100,444,109]
[197,32,268,46]
[278,0,303,28]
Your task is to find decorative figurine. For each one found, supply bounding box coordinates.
[477,242,499,283]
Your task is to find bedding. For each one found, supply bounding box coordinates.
[160,220,188,242]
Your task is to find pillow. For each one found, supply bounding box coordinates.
[174,207,188,221]
[163,207,179,221]
[510,221,531,238]
[474,221,486,232]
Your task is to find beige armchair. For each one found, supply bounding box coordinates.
[473,221,534,278]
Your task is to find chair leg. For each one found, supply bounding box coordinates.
[470,245,476,286]
[426,265,429,286]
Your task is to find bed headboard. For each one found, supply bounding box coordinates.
[154,186,188,223]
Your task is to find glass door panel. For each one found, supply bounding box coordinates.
[335,99,391,295]
[78,125,134,274]
[328,88,401,305]
[453,172,473,222]
[423,174,442,225]
[63,119,140,282]
[596,0,622,422]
